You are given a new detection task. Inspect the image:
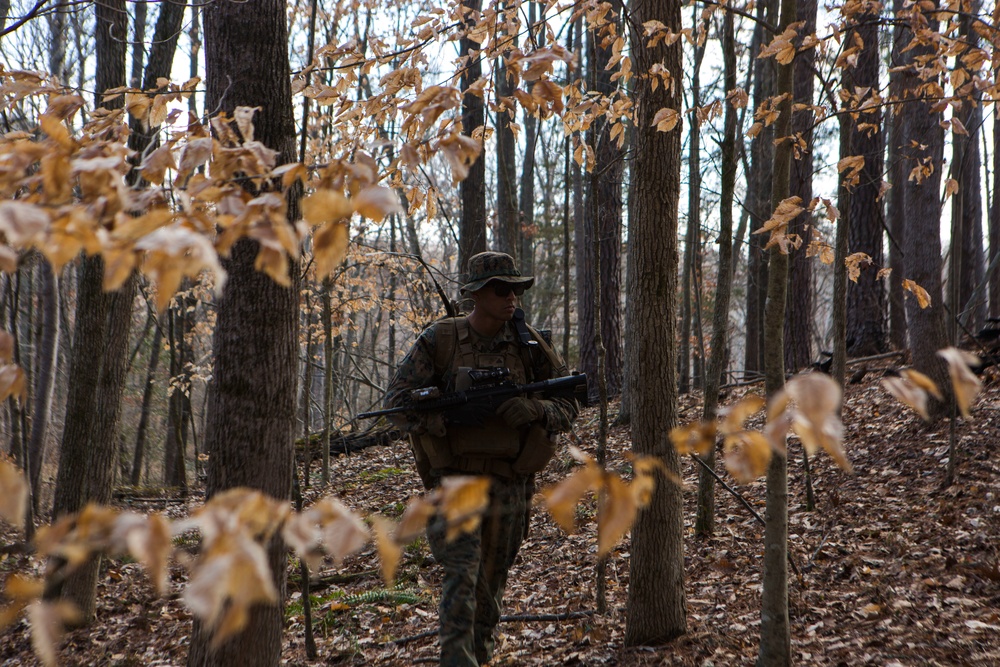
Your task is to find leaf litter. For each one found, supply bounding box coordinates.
[1,374,999,665]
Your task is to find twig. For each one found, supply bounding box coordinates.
[689,454,800,577]
[690,454,764,526]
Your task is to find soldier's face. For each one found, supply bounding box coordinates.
[472,281,520,321]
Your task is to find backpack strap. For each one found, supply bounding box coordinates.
[432,318,458,378]
[523,322,569,377]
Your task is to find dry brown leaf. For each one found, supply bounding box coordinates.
[937,347,981,417]
[439,476,490,542]
[785,374,851,472]
[27,600,80,667]
[395,496,436,544]
[0,201,50,248]
[302,189,353,227]
[0,457,27,526]
[882,375,931,421]
[122,513,173,596]
[902,279,931,308]
[668,421,716,456]
[182,531,277,647]
[720,394,765,435]
[901,368,943,401]
[352,186,402,221]
[371,515,402,586]
[651,107,680,132]
[723,432,772,483]
[597,474,637,558]
[233,106,259,142]
[542,461,603,534]
[313,498,370,565]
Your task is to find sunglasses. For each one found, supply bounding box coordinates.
[491,282,526,297]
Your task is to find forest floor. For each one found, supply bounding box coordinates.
[2,368,1000,666]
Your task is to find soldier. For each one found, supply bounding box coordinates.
[384,251,578,666]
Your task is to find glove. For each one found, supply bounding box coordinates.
[417,413,446,437]
[497,397,546,429]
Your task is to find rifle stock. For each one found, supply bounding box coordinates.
[358,373,588,421]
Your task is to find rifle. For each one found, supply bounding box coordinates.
[358,369,588,424]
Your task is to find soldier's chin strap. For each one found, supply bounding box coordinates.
[512,308,538,348]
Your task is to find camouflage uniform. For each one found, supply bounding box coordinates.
[383,253,578,666]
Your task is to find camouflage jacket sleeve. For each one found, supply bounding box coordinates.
[531,344,579,434]
[383,326,439,434]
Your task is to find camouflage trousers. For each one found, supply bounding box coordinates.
[427,475,529,667]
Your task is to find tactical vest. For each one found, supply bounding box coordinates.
[413,316,565,478]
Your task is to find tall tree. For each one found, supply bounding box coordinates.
[887,0,908,349]
[695,7,739,537]
[784,0,816,372]
[518,0,540,316]
[495,2,519,258]
[623,0,686,644]
[680,11,707,394]
[49,0,137,622]
[744,0,778,377]
[458,0,487,280]
[758,0,797,661]
[953,0,985,330]
[577,4,624,398]
[186,0,300,664]
[844,10,888,357]
[898,2,951,409]
[25,260,58,524]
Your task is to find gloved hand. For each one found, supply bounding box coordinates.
[497,397,546,429]
[417,412,446,437]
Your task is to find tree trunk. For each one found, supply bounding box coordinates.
[49,0,132,622]
[695,6,738,537]
[680,16,706,394]
[744,0,778,377]
[458,0,487,281]
[26,260,58,523]
[518,0,539,317]
[758,0,796,660]
[898,4,951,412]
[577,6,624,399]
[495,11,519,259]
[784,0,816,372]
[888,0,908,348]
[623,0,686,644]
[844,13,887,357]
[187,0,300,662]
[131,322,162,486]
[954,0,985,331]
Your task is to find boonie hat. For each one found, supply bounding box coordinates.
[460,251,535,294]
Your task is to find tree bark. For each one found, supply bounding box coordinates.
[623,0,686,645]
[458,0,487,281]
[187,0,300,663]
[518,0,540,317]
[695,6,738,537]
[844,13,888,357]
[131,321,162,486]
[744,0,778,377]
[784,0,816,372]
[888,0,908,348]
[758,0,796,661]
[898,3,952,413]
[49,0,132,622]
[495,8,519,259]
[954,0,985,331]
[26,260,58,524]
[577,6,624,399]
